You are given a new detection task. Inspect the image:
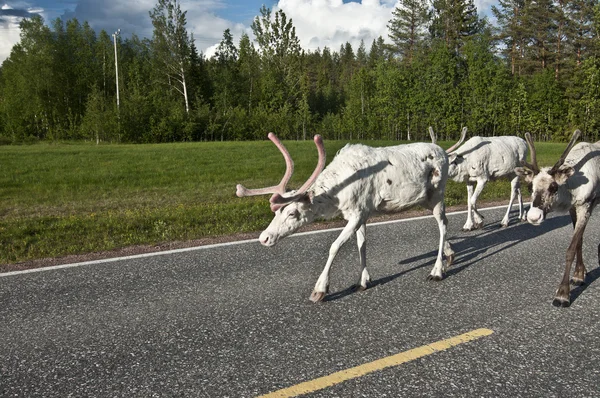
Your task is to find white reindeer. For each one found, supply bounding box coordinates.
[236,132,465,302]
[447,134,528,230]
[515,130,600,307]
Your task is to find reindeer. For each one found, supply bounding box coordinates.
[236,132,465,302]
[447,135,528,230]
[515,130,600,307]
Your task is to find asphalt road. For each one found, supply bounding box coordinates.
[1,206,600,397]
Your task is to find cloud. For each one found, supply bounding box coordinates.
[275,0,397,54]
[0,0,498,65]
[60,0,247,57]
[0,4,45,65]
[0,6,36,20]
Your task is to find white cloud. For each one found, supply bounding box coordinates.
[0,3,44,65]
[275,0,397,53]
[61,0,248,58]
[0,10,20,65]
[0,0,498,65]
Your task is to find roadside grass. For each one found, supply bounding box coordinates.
[0,139,564,264]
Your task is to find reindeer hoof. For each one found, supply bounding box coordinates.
[552,297,571,308]
[310,291,326,303]
[571,277,586,286]
[354,284,369,292]
[426,274,443,282]
[446,254,455,267]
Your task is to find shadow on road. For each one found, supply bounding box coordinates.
[324,210,578,302]
[399,212,571,279]
[570,266,600,304]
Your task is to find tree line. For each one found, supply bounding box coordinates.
[0,0,599,144]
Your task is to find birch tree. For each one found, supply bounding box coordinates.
[149,0,192,113]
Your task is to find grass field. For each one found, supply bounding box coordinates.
[0,138,565,264]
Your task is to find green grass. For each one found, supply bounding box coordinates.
[0,139,565,264]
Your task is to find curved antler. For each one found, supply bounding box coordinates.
[270,135,326,211]
[521,132,539,173]
[446,127,468,153]
[236,132,294,197]
[549,129,581,174]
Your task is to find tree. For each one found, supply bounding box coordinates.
[237,33,261,115]
[251,6,303,121]
[80,85,118,143]
[211,29,242,141]
[387,0,430,63]
[522,0,557,73]
[492,0,527,75]
[0,15,54,140]
[149,0,192,113]
[430,0,480,55]
[565,0,597,66]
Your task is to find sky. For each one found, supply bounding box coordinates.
[0,0,498,65]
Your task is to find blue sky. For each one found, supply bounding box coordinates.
[1,0,497,64]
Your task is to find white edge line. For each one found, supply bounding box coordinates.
[1,204,510,278]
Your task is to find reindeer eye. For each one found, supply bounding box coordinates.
[548,181,559,194]
[286,210,299,219]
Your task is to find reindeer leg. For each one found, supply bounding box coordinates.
[310,217,362,303]
[355,223,371,291]
[570,208,588,286]
[427,199,452,281]
[463,183,475,231]
[470,179,486,229]
[553,205,591,307]
[501,176,520,227]
[517,185,525,222]
[572,238,587,286]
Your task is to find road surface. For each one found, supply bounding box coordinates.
[1,206,600,397]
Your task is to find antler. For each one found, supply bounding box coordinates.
[446,127,468,153]
[428,127,437,145]
[549,129,581,175]
[236,133,327,212]
[270,135,326,211]
[236,132,294,197]
[521,132,539,173]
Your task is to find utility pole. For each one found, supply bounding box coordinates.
[112,29,120,110]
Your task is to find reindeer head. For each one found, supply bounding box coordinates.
[440,127,468,181]
[236,133,326,246]
[515,130,580,225]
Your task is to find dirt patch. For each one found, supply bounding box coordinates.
[0,201,509,274]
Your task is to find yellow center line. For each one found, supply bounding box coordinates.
[258,328,494,398]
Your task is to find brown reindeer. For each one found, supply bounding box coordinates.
[516,130,600,307]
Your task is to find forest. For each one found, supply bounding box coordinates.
[0,0,599,144]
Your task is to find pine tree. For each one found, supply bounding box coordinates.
[522,0,557,73]
[430,0,480,54]
[238,33,260,115]
[492,0,527,75]
[565,0,597,65]
[387,0,430,63]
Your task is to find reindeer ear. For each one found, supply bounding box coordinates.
[551,166,575,185]
[514,167,534,183]
[514,166,531,176]
[448,153,459,164]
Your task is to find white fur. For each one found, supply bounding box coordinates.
[448,136,528,230]
[259,142,455,302]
